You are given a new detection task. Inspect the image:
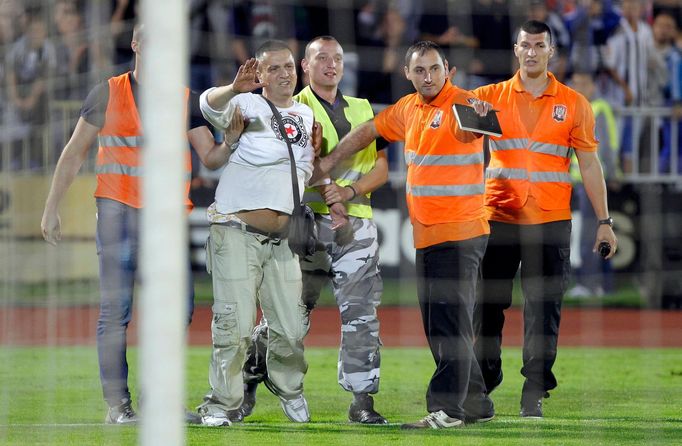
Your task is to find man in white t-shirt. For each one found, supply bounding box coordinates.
[196,40,319,427]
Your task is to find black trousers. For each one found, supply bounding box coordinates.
[416,235,488,419]
[474,220,571,397]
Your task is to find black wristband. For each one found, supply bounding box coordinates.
[598,217,613,227]
[345,185,357,201]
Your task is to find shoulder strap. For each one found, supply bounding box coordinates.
[263,96,302,209]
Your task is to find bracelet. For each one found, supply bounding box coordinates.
[345,185,357,201]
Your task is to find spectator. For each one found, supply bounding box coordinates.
[53,0,90,100]
[5,6,56,170]
[603,0,657,173]
[565,0,620,75]
[653,10,682,173]
[468,0,513,88]
[110,0,137,71]
[568,70,621,298]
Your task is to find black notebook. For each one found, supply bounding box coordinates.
[452,103,502,137]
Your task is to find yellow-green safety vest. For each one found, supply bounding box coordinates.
[570,98,620,183]
[295,86,377,218]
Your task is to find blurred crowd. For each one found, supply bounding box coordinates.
[1,0,681,174]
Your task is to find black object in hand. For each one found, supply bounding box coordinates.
[598,241,611,258]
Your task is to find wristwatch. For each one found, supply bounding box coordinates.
[598,217,614,227]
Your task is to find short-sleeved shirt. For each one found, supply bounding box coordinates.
[374,80,489,249]
[475,71,597,224]
[80,71,209,130]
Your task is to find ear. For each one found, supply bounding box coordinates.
[404,65,410,79]
[131,40,138,53]
[301,58,309,74]
[549,45,555,58]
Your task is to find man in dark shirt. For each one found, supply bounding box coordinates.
[40,24,236,425]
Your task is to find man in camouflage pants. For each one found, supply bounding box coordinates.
[238,36,389,424]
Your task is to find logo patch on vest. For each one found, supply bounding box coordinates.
[271,114,309,147]
[552,104,567,122]
[430,110,443,129]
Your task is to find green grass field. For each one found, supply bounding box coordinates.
[1,346,680,445]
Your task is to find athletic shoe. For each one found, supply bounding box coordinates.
[226,408,244,423]
[240,381,258,418]
[105,400,138,425]
[280,394,310,422]
[401,410,464,429]
[348,394,388,424]
[185,409,202,425]
[200,412,231,427]
[520,392,549,418]
[463,393,495,424]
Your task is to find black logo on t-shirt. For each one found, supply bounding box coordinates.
[271,114,309,147]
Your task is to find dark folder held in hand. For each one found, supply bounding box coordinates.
[452,103,502,137]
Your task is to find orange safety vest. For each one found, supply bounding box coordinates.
[477,74,581,213]
[94,72,193,209]
[400,83,486,225]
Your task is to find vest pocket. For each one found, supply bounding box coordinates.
[535,181,572,210]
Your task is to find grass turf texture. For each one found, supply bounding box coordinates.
[1,347,681,445]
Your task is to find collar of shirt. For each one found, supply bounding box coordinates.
[416,79,455,108]
[511,70,559,97]
[310,86,348,110]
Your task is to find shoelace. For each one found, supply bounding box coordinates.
[121,406,135,419]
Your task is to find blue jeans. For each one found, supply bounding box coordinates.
[95,198,194,407]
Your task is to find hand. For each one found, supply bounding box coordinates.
[320,183,350,205]
[41,210,62,246]
[472,99,493,116]
[593,225,617,260]
[224,107,245,145]
[311,121,322,157]
[328,202,349,231]
[232,58,267,94]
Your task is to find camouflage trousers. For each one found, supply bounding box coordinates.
[245,215,383,394]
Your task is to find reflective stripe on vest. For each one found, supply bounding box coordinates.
[529,171,572,183]
[406,183,485,196]
[489,138,529,151]
[95,72,192,209]
[97,135,144,147]
[302,190,371,207]
[405,150,484,166]
[486,167,528,180]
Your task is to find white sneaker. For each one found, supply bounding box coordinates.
[201,412,231,427]
[401,410,464,429]
[280,394,310,422]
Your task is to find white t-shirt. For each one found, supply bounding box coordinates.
[200,89,316,215]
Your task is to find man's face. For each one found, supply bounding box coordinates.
[514,30,553,77]
[653,14,677,46]
[621,0,642,22]
[258,49,297,98]
[404,49,448,100]
[303,39,344,89]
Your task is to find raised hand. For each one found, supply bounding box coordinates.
[233,58,267,94]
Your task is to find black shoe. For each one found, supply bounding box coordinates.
[348,394,388,424]
[463,393,495,424]
[226,408,244,423]
[185,409,202,425]
[105,400,138,425]
[240,381,258,418]
[520,392,549,418]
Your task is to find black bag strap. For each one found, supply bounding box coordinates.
[263,96,302,214]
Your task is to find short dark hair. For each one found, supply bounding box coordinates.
[404,41,446,68]
[519,20,553,45]
[304,35,339,59]
[255,40,293,61]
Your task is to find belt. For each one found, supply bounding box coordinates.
[212,220,284,239]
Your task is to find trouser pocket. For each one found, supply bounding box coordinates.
[205,235,212,275]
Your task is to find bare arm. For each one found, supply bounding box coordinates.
[190,108,245,170]
[312,120,380,184]
[320,151,389,205]
[41,118,100,245]
[575,149,618,259]
[207,58,265,110]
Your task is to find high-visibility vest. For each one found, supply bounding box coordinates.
[94,72,192,209]
[570,98,620,183]
[481,77,583,212]
[295,86,377,218]
[401,83,486,225]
